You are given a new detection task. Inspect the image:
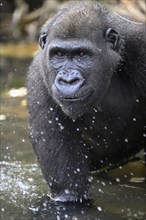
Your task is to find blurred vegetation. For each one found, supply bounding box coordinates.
[0,0,145,43]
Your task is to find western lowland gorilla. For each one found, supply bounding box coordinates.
[27,2,146,202]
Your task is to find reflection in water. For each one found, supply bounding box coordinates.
[1,93,146,220]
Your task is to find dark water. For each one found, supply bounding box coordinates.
[0,58,146,220]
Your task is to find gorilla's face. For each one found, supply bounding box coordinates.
[40,13,121,119]
[49,39,99,119]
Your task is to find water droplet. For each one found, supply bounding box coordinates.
[101,182,106,186]
[124,138,128,143]
[97,206,102,211]
[98,188,103,193]
[72,216,78,220]
[64,189,70,194]
[64,214,69,219]
[88,176,93,182]
[60,125,64,130]
[57,215,61,220]
[116,178,120,182]
[93,108,97,112]
[49,182,52,186]
[97,48,102,52]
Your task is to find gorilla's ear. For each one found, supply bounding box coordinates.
[105,28,120,50]
[39,31,47,49]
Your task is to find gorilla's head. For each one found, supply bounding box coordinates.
[39,3,122,119]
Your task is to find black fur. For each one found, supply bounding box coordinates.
[27,2,146,202]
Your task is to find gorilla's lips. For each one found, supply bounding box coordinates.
[59,91,92,102]
[52,82,94,104]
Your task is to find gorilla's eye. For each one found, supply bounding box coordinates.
[55,51,65,57]
[76,50,88,57]
[79,52,86,57]
[50,49,67,59]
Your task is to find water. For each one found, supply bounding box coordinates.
[0,58,146,220]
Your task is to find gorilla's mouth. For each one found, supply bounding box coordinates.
[60,91,92,102]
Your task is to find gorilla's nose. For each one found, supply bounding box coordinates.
[55,70,84,96]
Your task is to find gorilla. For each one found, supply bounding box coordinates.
[27,2,146,202]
